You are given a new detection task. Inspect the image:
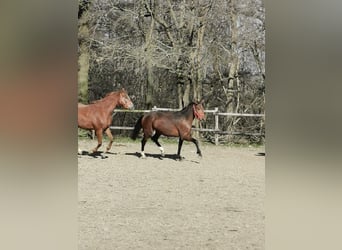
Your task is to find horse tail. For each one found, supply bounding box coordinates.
[130,115,143,140]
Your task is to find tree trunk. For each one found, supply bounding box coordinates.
[183,78,191,106]
[145,12,155,109]
[78,0,90,103]
[193,22,206,102]
[177,77,191,109]
[177,83,183,108]
[78,43,90,103]
[225,0,239,131]
[145,57,154,109]
[192,23,206,138]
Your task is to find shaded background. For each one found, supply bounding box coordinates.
[266,0,342,249]
[0,0,77,250]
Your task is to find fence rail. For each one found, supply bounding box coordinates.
[108,106,265,145]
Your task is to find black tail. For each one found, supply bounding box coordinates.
[130,116,143,140]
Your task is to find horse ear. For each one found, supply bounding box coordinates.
[200,98,204,104]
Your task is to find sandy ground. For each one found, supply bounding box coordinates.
[78,139,265,250]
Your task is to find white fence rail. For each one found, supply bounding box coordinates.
[108,106,265,145]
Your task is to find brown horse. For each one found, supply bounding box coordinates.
[78,88,134,154]
[130,100,205,160]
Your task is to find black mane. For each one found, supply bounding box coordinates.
[174,102,196,118]
[180,102,195,112]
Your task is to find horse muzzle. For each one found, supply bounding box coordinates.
[198,114,205,120]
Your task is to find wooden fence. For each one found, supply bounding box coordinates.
[107,106,265,145]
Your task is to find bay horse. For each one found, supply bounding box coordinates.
[130,100,205,160]
[78,88,134,154]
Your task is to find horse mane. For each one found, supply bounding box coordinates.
[180,102,196,111]
[90,91,119,104]
[175,101,196,117]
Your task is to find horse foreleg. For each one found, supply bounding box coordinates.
[151,133,164,156]
[182,135,202,157]
[191,138,202,157]
[91,129,103,153]
[177,138,184,160]
[104,128,113,153]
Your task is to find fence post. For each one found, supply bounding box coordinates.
[214,107,219,145]
[152,106,157,111]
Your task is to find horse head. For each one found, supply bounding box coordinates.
[119,88,134,109]
[192,99,205,120]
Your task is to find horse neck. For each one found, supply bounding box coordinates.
[182,104,195,123]
[100,93,119,112]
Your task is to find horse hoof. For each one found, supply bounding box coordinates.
[176,156,184,161]
[140,152,147,159]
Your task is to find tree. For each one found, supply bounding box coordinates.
[79,0,265,143]
[78,0,91,103]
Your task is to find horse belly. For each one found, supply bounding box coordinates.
[153,120,179,137]
[78,116,93,129]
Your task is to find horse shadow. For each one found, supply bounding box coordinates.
[255,152,265,156]
[78,150,117,159]
[125,152,181,161]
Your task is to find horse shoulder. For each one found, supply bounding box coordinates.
[175,118,192,135]
[106,114,114,126]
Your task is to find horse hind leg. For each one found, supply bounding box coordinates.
[104,128,114,153]
[151,133,164,156]
[176,138,184,160]
[140,136,148,159]
[91,129,103,154]
[140,122,154,159]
